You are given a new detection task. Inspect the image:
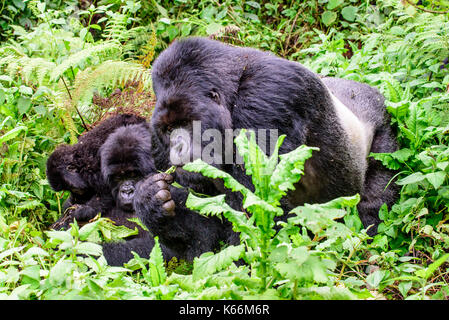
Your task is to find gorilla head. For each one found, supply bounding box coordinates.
[46,144,91,196]
[100,123,155,211]
[46,113,147,201]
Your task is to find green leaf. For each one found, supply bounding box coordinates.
[415,253,449,280]
[45,230,73,244]
[74,242,103,256]
[206,23,222,35]
[341,6,358,22]
[167,25,179,41]
[192,244,244,281]
[321,11,337,26]
[154,1,168,17]
[17,96,31,115]
[396,172,425,185]
[366,270,386,289]
[0,246,25,261]
[49,260,73,286]
[147,237,167,286]
[327,0,344,10]
[269,143,318,205]
[425,171,446,189]
[0,89,5,105]
[0,126,27,144]
[185,193,259,247]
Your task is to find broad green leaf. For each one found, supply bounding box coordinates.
[48,260,74,286]
[74,242,103,256]
[425,171,446,189]
[321,11,337,26]
[327,0,344,10]
[46,230,73,244]
[366,270,386,289]
[206,23,222,35]
[396,172,425,185]
[341,6,357,22]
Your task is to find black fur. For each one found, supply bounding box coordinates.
[47,113,147,226]
[47,114,163,266]
[98,123,175,265]
[322,77,399,233]
[134,37,398,256]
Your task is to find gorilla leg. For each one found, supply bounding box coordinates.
[358,126,399,235]
[322,77,399,235]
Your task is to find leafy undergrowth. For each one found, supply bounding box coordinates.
[0,0,449,299]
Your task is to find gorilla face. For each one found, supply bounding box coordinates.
[100,123,155,211]
[109,170,141,212]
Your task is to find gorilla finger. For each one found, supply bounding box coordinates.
[155,180,169,190]
[150,172,165,183]
[162,200,175,216]
[163,174,174,184]
[155,189,171,202]
[150,172,173,183]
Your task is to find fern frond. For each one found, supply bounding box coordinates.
[72,60,152,107]
[103,13,128,42]
[137,24,157,68]
[18,56,56,85]
[53,82,79,144]
[50,41,122,82]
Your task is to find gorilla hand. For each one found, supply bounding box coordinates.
[134,173,176,218]
[51,203,99,230]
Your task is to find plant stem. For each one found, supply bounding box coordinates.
[61,76,89,131]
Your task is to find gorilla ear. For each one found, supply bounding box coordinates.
[208,89,220,104]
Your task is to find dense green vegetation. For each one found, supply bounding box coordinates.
[0,0,448,300]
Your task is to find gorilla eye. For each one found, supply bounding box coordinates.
[66,165,76,172]
[208,89,220,103]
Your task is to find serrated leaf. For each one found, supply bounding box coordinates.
[192,244,244,281]
[185,193,259,248]
[147,237,167,286]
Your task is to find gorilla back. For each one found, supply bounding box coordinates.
[149,37,398,235]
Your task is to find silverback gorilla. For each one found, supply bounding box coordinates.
[133,37,398,257]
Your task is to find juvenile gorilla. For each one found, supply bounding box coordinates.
[134,37,398,254]
[98,123,175,265]
[47,113,147,228]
